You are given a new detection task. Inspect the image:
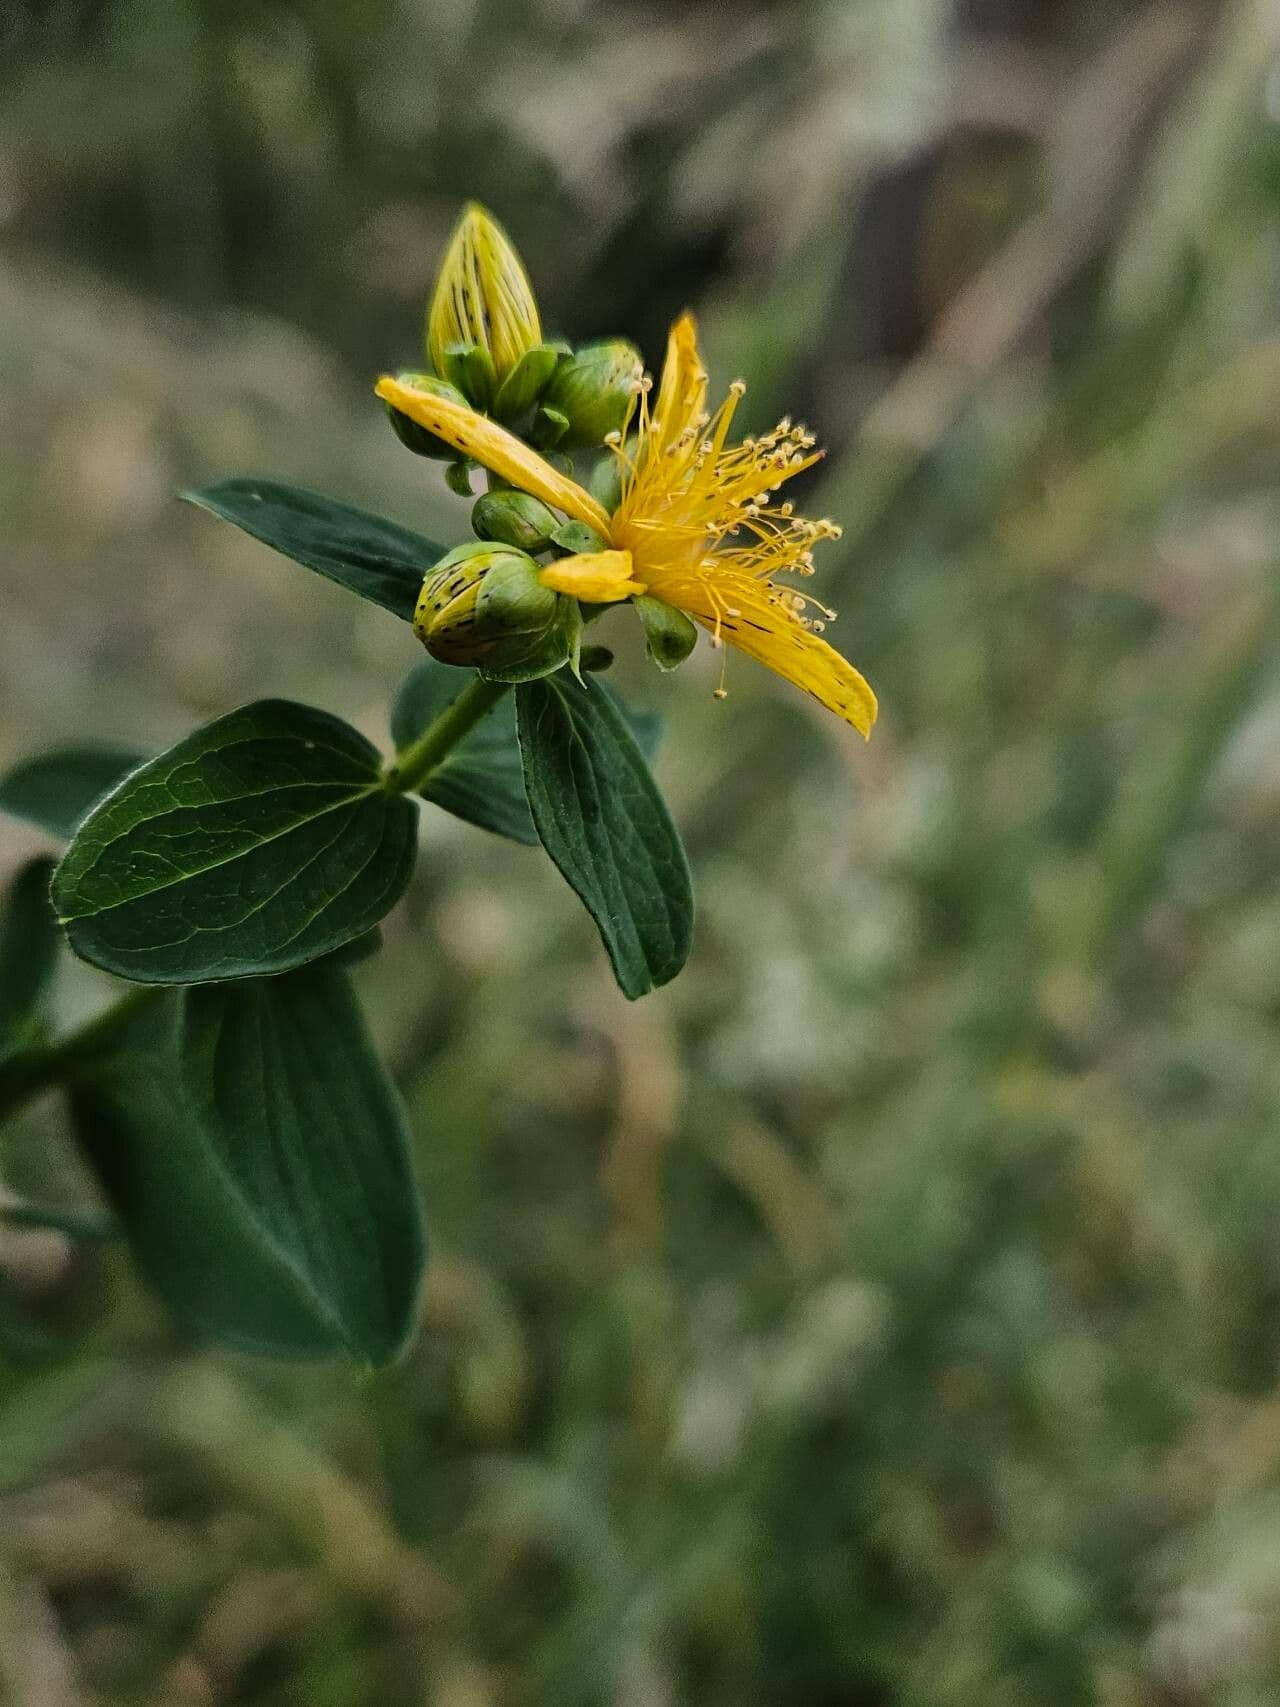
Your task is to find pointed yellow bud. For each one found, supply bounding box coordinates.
[427,203,542,386]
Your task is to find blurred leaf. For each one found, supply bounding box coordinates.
[0,1271,65,1366]
[0,857,58,1065]
[0,1201,118,1242]
[71,962,426,1362]
[0,746,149,840]
[52,701,417,984]
[516,673,691,998]
[183,478,442,622]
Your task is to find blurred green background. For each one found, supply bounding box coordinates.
[4,0,1280,1701]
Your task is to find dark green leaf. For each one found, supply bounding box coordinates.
[392,660,662,847]
[0,746,149,840]
[516,673,692,998]
[52,701,418,984]
[392,660,537,844]
[0,858,59,1064]
[183,479,441,622]
[70,962,426,1362]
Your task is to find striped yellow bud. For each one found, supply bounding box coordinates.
[427,204,542,386]
[415,545,579,682]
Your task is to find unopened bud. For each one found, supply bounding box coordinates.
[543,340,643,447]
[427,203,542,386]
[472,490,559,553]
[385,372,470,460]
[415,546,577,682]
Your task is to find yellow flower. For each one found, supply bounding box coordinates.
[377,313,877,737]
[427,203,542,384]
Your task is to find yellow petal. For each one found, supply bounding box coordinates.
[658,567,878,737]
[538,551,646,603]
[375,376,611,535]
[652,312,707,452]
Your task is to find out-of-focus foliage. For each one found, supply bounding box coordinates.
[5,0,1280,1702]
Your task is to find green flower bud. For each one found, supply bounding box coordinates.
[415,546,576,682]
[634,594,699,672]
[472,490,559,553]
[543,340,643,447]
[589,451,624,514]
[492,345,560,422]
[385,372,471,460]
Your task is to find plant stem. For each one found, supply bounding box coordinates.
[0,986,160,1124]
[381,672,512,796]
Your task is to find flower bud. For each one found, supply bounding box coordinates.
[415,546,576,681]
[472,490,559,553]
[542,340,643,447]
[634,594,698,672]
[427,203,542,386]
[385,372,471,460]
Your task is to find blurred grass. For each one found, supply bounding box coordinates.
[4,0,1280,1703]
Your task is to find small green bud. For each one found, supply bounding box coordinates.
[385,372,470,460]
[543,339,643,447]
[444,460,475,497]
[634,594,699,672]
[493,345,560,422]
[589,452,624,514]
[472,490,559,553]
[415,546,575,681]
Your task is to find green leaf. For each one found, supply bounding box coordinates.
[183,479,442,622]
[392,660,662,847]
[392,660,537,844]
[70,962,426,1361]
[515,673,692,998]
[633,594,699,672]
[0,746,149,839]
[0,858,59,1064]
[550,520,607,557]
[52,701,418,984]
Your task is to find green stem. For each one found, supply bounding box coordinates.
[0,985,159,1125]
[381,672,512,796]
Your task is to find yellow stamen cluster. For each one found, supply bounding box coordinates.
[605,343,845,646]
[376,308,877,737]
